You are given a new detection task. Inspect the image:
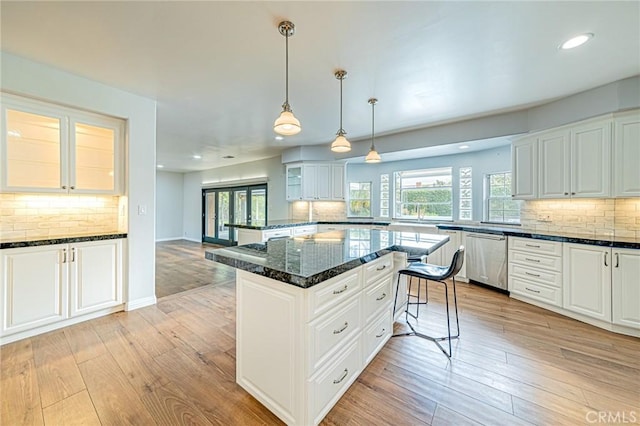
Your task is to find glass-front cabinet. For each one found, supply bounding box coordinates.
[1,93,124,194]
[286,164,302,201]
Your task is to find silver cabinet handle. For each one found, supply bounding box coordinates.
[62,248,67,263]
[62,185,67,189]
[376,293,387,301]
[70,186,75,190]
[375,328,386,338]
[333,322,349,335]
[376,265,387,271]
[333,368,349,384]
[525,271,540,278]
[333,285,348,295]
[525,257,540,263]
[604,252,608,267]
[615,253,619,268]
[564,192,569,196]
[71,247,75,262]
[525,287,541,294]
[525,244,540,248]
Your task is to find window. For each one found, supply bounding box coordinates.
[348,182,371,217]
[379,174,389,217]
[394,167,453,220]
[459,167,472,220]
[486,172,521,223]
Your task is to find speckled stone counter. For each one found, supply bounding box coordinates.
[437,224,640,250]
[226,219,392,230]
[206,229,448,288]
[0,233,128,249]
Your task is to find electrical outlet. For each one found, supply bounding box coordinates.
[537,215,552,222]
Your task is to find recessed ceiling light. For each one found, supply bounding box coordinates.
[459,145,470,150]
[193,155,202,159]
[223,155,235,159]
[559,33,594,50]
[157,164,164,168]
[274,136,284,141]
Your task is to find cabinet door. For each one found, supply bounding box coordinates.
[613,111,640,197]
[1,97,69,192]
[69,239,123,317]
[612,248,640,329]
[286,164,303,201]
[1,245,67,335]
[331,164,345,200]
[315,164,331,200]
[302,164,317,200]
[563,244,611,322]
[538,130,571,198]
[70,114,123,194]
[571,120,611,198]
[511,138,537,199]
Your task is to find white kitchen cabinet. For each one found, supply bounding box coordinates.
[612,248,640,330]
[331,164,345,200]
[286,164,303,201]
[570,119,611,198]
[1,93,124,195]
[538,129,570,198]
[613,110,640,197]
[303,164,331,200]
[563,243,611,322]
[0,239,125,343]
[1,244,67,336]
[286,162,345,202]
[511,137,538,199]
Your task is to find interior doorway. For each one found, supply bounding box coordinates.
[202,184,267,245]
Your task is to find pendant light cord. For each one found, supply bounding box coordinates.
[370,100,376,150]
[284,31,289,108]
[339,77,343,131]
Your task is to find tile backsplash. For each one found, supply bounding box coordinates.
[0,193,125,241]
[291,201,347,222]
[520,198,639,238]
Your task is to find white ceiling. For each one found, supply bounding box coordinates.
[1,1,639,172]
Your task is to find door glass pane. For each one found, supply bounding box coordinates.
[74,122,115,191]
[251,188,266,226]
[234,190,247,225]
[205,192,216,238]
[6,109,61,188]
[218,191,230,240]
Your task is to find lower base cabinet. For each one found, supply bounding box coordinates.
[612,248,640,329]
[563,244,611,322]
[1,239,124,343]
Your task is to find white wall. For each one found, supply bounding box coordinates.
[182,156,287,241]
[1,52,158,309]
[346,145,511,222]
[156,171,184,241]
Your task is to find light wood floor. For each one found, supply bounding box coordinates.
[2,240,639,425]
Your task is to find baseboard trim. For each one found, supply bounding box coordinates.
[156,237,184,242]
[125,296,157,311]
[183,237,202,243]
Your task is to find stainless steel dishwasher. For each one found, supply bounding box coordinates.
[465,232,508,291]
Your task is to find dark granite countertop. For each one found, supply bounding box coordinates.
[226,219,392,230]
[206,229,448,288]
[1,233,128,249]
[436,224,640,250]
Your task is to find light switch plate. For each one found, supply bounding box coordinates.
[138,204,147,215]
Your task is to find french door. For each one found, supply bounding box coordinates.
[202,184,267,245]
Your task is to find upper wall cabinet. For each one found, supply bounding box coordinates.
[511,137,538,199]
[286,162,345,202]
[1,93,124,195]
[613,110,640,197]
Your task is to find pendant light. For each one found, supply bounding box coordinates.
[274,21,301,136]
[330,70,351,152]
[365,98,382,163]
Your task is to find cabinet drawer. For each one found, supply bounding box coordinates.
[510,277,562,306]
[508,263,562,288]
[509,250,562,272]
[318,225,346,232]
[363,308,392,365]
[263,228,292,241]
[293,225,317,236]
[307,269,362,320]
[310,339,361,426]
[509,237,562,256]
[308,296,361,373]
[363,274,393,321]
[364,255,393,285]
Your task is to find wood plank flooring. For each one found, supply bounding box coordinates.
[2,240,639,425]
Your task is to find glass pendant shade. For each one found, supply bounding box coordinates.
[365,149,381,163]
[331,134,351,152]
[274,110,301,135]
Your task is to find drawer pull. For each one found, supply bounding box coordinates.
[524,257,540,263]
[525,243,541,248]
[333,285,348,295]
[333,368,349,384]
[525,287,541,294]
[376,292,387,301]
[71,248,76,262]
[376,265,387,271]
[375,328,386,338]
[604,252,608,267]
[333,322,349,335]
[615,253,619,268]
[524,271,540,278]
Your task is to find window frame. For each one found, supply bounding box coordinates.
[393,167,453,221]
[484,171,521,224]
[347,181,372,218]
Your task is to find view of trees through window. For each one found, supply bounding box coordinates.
[348,182,371,217]
[394,167,453,220]
[487,172,521,223]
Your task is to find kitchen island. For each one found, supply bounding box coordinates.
[206,229,448,426]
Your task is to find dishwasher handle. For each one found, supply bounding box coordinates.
[466,233,506,241]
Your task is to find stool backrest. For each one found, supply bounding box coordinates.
[442,245,465,280]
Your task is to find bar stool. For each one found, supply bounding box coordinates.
[392,246,465,358]
[406,254,428,319]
